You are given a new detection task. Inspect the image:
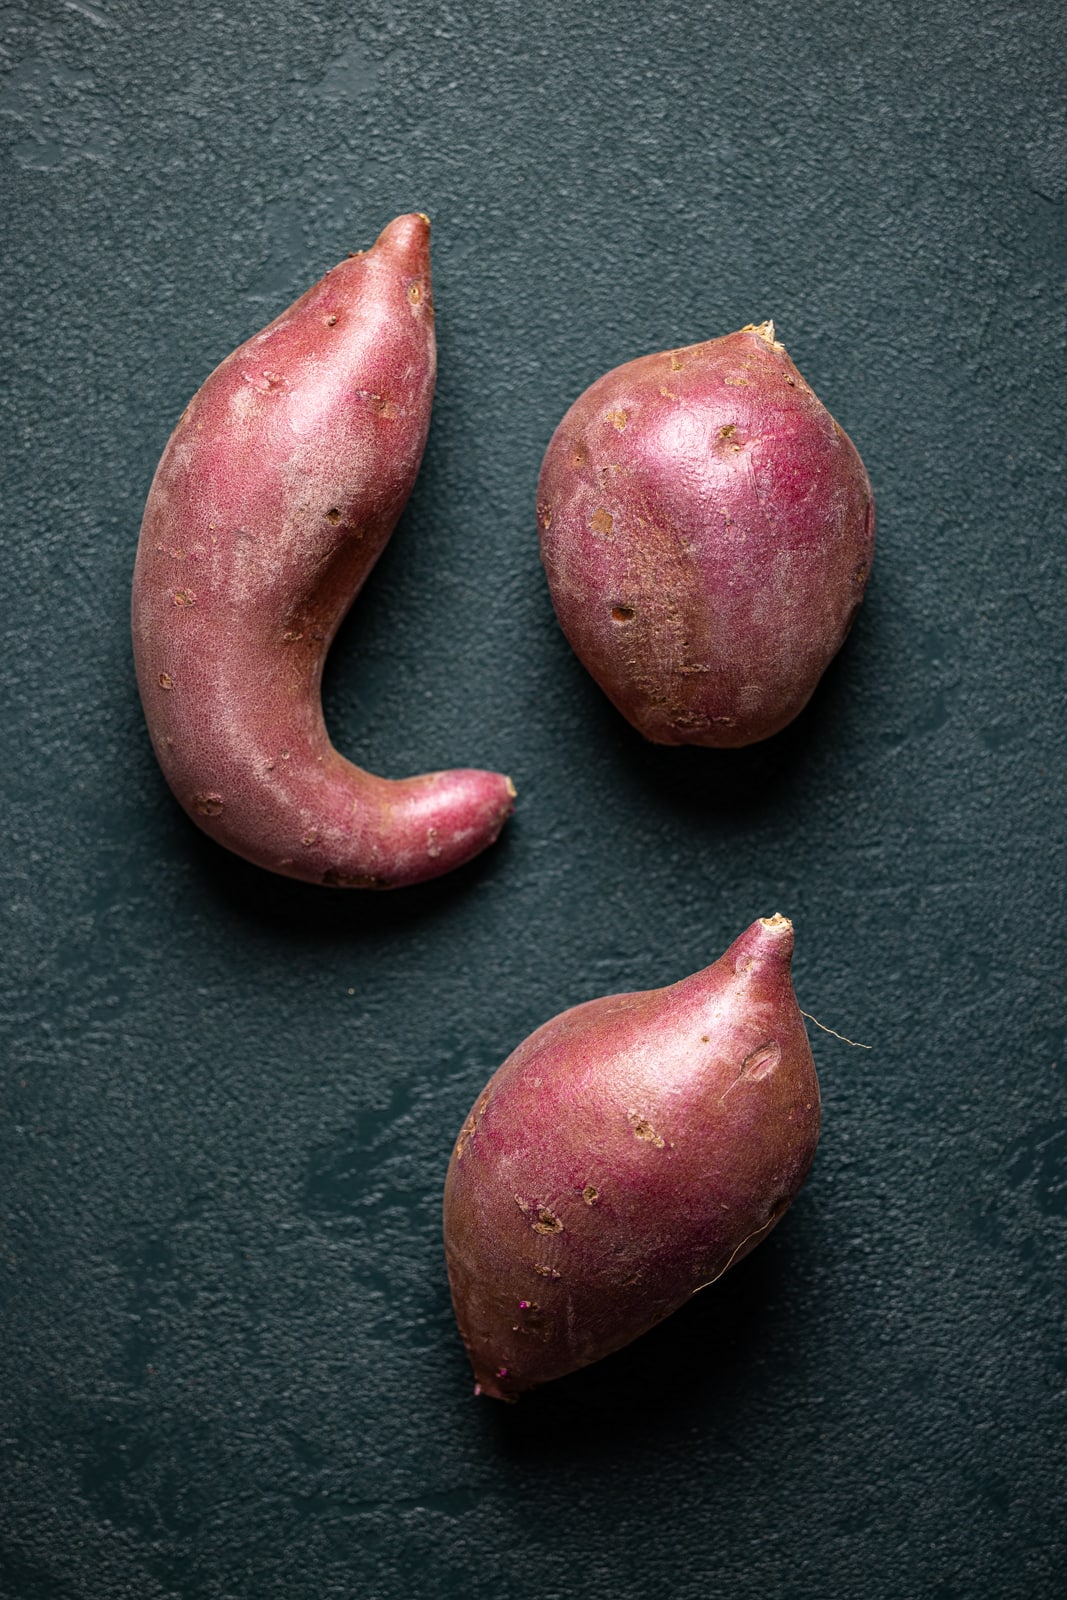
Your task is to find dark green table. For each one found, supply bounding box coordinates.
[3,2,1064,1596]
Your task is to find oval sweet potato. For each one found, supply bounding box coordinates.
[538,322,875,746]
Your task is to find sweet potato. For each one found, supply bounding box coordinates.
[443,914,820,1399]
[537,323,875,746]
[132,214,514,888]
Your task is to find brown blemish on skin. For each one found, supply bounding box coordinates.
[301,830,319,846]
[629,1112,665,1148]
[582,1185,599,1205]
[321,869,389,889]
[193,793,224,817]
[571,443,587,468]
[669,354,684,370]
[325,314,338,327]
[611,605,635,623]
[158,673,174,689]
[607,409,628,430]
[172,589,196,606]
[454,1096,490,1160]
[590,508,614,535]
[325,508,342,524]
[659,386,677,399]
[719,425,737,439]
[532,1208,564,1235]
[407,281,423,304]
[282,629,304,643]
[534,1263,561,1279]
[537,502,552,530]
[724,377,751,387]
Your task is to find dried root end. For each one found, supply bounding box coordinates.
[741,319,786,352]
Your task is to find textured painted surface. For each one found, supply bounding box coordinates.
[1,1,1064,1597]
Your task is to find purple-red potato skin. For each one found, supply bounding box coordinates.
[537,323,875,747]
[132,214,514,889]
[443,914,820,1400]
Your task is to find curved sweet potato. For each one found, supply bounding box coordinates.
[132,214,514,888]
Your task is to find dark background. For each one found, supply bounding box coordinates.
[2,2,1065,1596]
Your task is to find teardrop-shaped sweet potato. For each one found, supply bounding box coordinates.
[444,914,820,1399]
[538,323,874,747]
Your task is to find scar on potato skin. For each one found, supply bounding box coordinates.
[454,1096,491,1159]
[628,1112,665,1148]
[740,1040,782,1080]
